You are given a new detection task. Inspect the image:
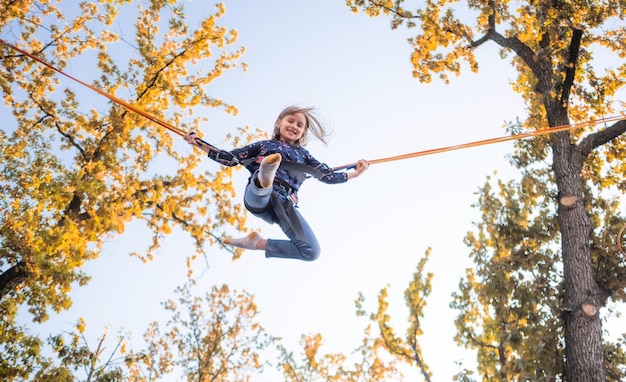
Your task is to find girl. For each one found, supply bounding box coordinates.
[184,106,369,261]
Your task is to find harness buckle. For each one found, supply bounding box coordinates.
[288,192,299,206]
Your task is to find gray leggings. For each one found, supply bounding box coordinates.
[244,179,321,261]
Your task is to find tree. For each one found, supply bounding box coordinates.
[126,281,274,382]
[452,173,626,380]
[1,0,251,378]
[452,175,566,380]
[7,282,272,381]
[34,319,127,382]
[356,249,433,381]
[346,0,626,380]
[0,321,46,380]
[278,329,401,382]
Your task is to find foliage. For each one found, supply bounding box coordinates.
[4,282,274,381]
[33,319,126,382]
[0,321,44,380]
[0,0,253,379]
[4,279,403,382]
[125,281,274,382]
[452,175,566,380]
[347,0,626,380]
[279,328,401,382]
[355,249,433,381]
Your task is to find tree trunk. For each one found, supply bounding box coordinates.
[552,129,606,381]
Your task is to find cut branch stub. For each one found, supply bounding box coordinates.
[581,303,598,317]
[560,195,578,206]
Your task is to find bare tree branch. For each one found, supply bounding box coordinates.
[579,119,626,157]
[0,261,27,299]
[561,29,583,107]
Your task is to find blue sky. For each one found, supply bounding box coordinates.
[13,0,625,380]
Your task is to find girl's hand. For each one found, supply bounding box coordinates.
[348,159,370,180]
[184,131,212,153]
[184,131,198,145]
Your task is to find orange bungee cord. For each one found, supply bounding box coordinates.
[2,38,625,173]
[6,39,626,256]
[334,114,626,171]
[0,38,185,138]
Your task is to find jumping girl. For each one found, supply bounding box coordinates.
[184,106,369,261]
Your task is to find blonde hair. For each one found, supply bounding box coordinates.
[272,106,329,146]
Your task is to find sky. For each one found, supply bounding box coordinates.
[11,0,625,381]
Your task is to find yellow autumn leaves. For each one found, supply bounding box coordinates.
[1,1,252,327]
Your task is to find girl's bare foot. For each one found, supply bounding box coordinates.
[224,232,266,250]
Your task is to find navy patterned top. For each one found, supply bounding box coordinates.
[208,139,347,191]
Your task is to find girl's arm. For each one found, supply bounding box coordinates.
[184,131,241,167]
[311,157,369,184]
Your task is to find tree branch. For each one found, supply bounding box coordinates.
[470,3,538,78]
[471,0,497,48]
[560,29,583,107]
[0,261,28,299]
[135,47,188,102]
[579,119,626,157]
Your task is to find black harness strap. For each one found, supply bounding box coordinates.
[239,157,326,180]
[270,190,305,240]
[278,160,325,180]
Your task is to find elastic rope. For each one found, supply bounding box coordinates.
[0,38,185,137]
[333,115,626,171]
[3,39,625,172]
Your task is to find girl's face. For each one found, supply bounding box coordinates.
[276,112,306,145]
